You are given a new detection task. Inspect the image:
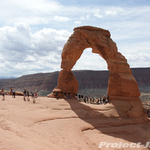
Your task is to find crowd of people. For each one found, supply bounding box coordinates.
[1,88,37,104]
[53,91,109,105]
[1,88,150,118]
[23,89,37,104]
[1,88,109,105]
[76,94,109,105]
[54,91,109,105]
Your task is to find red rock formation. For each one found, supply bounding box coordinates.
[7,91,24,96]
[58,70,78,94]
[48,26,143,118]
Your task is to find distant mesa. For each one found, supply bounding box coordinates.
[47,26,146,119]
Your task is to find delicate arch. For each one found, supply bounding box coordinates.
[47,26,143,118]
[57,26,140,97]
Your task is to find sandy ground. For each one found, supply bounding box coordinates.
[0,95,150,150]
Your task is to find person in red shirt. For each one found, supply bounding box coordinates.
[1,89,5,100]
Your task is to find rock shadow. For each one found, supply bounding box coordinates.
[64,98,150,146]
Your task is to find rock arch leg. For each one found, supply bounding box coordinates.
[58,70,78,94]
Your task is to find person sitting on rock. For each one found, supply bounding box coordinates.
[75,93,78,100]
[53,91,59,99]
[68,91,71,99]
[55,91,59,99]
[63,92,67,99]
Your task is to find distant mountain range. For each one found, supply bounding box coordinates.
[0,76,17,79]
[0,68,150,97]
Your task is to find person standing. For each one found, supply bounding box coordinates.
[27,91,30,101]
[90,97,92,104]
[10,88,12,94]
[107,96,109,103]
[84,96,86,103]
[12,88,15,98]
[23,89,27,101]
[31,91,35,103]
[81,95,83,102]
[78,94,81,101]
[100,97,102,104]
[1,89,5,100]
[34,92,37,98]
[103,95,106,104]
[96,98,100,105]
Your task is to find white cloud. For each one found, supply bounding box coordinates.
[126,53,150,68]
[73,48,107,71]
[94,9,103,18]
[105,11,116,15]
[94,14,103,18]
[0,22,71,77]
[0,0,150,77]
[54,16,70,22]
[74,21,82,24]
[86,15,90,19]
[0,0,63,25]
[80,17,85,20]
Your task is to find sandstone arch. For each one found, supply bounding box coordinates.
[48,26,145,118]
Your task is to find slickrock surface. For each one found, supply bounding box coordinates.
[0,95,150,150]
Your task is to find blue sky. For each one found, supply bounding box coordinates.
[0,0,150,77]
